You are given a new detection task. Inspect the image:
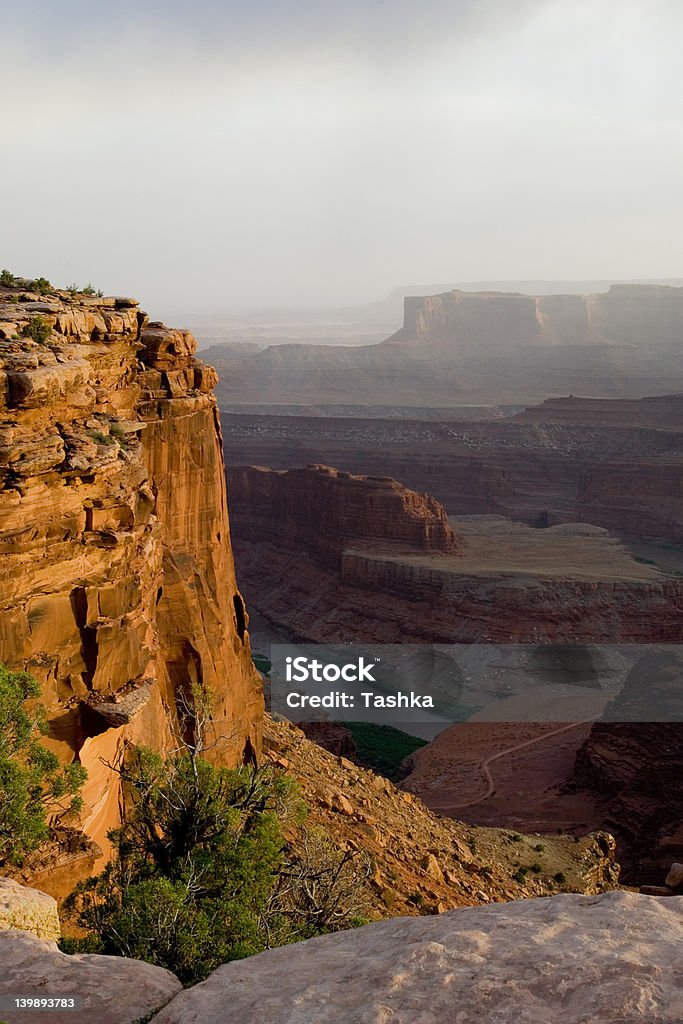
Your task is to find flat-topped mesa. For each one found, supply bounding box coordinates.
[399,283,683,354]
[0,282,262,889]
[228,463,460,570]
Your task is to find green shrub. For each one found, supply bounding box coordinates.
[31,277,52,295]
[554,871,566,884]
[0,269,15,287]
[81,283,97,296]
[19,316,52,345]
[65,690,368,984]
[512,869,527,884]
[0,665,86,867]
[343,722,427,781]
[109,423,128,449]
[89,431,116,446]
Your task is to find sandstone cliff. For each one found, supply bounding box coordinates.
[0,282,262,880]
[229,464,458,570]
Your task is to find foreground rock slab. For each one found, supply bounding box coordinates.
[0,929,181,1024]
[152,891,683,1024]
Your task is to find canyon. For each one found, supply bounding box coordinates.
[211,284,683,409]
[228,464,683,645]
[222,392,683,545]
[227,460,683,883]
[0,282,263,887]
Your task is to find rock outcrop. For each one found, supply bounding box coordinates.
[150,890,683,1024]
[0,928,181,1024]
[0,879,60,941]
[229,464,458,570]
[0,283,262,885]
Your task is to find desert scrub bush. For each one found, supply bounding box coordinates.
[81,283,97,296]
[109,423,128,449]
[89,430,116,446]
[0,665,86,867]
[554,871,566,884]
[30,277,52,295]
[0,269,15,287]
[19,315,52,345]
[65,685,367,984]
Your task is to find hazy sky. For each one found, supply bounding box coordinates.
[3,0,682,315]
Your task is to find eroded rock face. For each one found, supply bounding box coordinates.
[150,890,683,1024]
[0,879,60,941]
[229,464,459,570]
[0,288,262,883]
[0,928,181,1024]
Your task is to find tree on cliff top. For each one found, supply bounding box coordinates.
[0,665,86,867]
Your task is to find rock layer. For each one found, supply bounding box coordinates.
[228,465,683,644]
[0,285,262,882]
[230,464,458,571]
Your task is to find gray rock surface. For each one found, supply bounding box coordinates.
[0,878,60,940]
[0,929,181,1024]
[151,890,683,1024]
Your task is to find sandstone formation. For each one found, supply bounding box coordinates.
[229,464,458,570]
[228,464,683,643]
[0,928,181,1024]
[213,284,683,408]
[0,282,262,886]
[151,890,682,1024]
[0,878,60,941]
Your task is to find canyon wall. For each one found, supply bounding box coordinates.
[222,405,683,545]
[0,284,262,874]
[229,464,458,570]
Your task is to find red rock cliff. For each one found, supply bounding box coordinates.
[229,464,459,569]
[0,283,262,868]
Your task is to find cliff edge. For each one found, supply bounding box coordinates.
[0,281,263,879]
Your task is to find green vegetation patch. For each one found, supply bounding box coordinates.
[343,721,428,782]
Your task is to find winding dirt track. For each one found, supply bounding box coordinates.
[430,721,589,812]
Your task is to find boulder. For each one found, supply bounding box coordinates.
[665,862,683,891]
[0,929,181,1024]
[150,891,683,1024]
[0,879,60,941]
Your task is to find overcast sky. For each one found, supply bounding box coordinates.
[2,0,682,315]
